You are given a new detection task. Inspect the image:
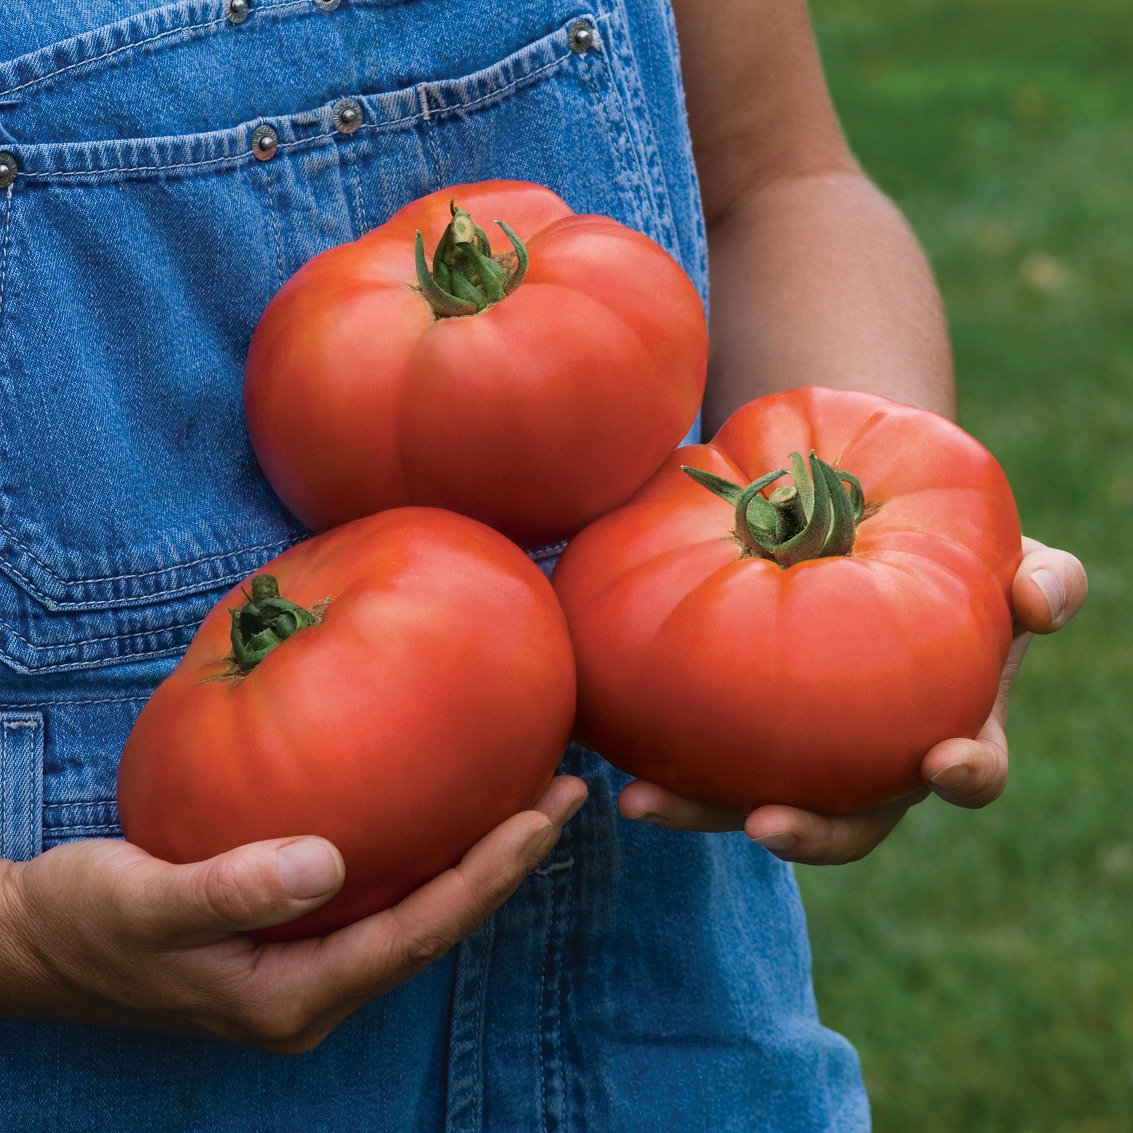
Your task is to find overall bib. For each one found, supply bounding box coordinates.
[0,3,869,1128]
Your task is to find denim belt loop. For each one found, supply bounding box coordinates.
[0,712,43,860]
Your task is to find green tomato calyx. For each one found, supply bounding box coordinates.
[228,574,318,672]
[414,201,529,318]
[683,452,866,567]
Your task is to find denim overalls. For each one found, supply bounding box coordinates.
[0,3,869,1129]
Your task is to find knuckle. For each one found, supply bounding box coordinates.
[226,995,323,1053]
[402,927,460,968]
[199,855,262,927]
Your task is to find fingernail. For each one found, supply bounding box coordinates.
[1032,568,1066,624]
[276,839,342,900]
[751,831,797,853]
[523,823,559,870]
[930,763,971,791]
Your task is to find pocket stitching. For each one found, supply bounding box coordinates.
[0,524,299,595]
[0,0,323,101]
[0,13,227,100]
[10,14,593,182]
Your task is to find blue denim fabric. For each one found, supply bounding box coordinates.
[0,3,869,1128]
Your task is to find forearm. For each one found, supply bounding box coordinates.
[701,170,955,433]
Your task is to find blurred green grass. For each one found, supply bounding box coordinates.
[797,2,1133,1130]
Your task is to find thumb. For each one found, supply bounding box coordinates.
[1013,539,1088,633]
[141,837,345,943]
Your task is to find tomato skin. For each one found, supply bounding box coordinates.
[116,508,576,941]
[243,180,707,549]
[551,387,1023,816]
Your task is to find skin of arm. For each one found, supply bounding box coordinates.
[616,0,1088,859]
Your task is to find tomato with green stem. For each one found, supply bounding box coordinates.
[551,386,1022,816]
[244,180,707,548]
[117,507,576,940]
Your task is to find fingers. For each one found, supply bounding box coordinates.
[135,837,346,944]
[301,775,589,1002]
[140,775,590,949]
[1013,537,1088,633]
[922,669,1013,810]
[744,791,927,865]
[617,779,746,832]
[618,778,928,865]
[1,783,591,1052]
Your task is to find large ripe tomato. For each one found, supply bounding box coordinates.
[551,387,1023,816]
[116,507,576,940]
[243,180,707,549]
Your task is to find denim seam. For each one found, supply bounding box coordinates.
[565,14,642,242]
[445,921,491,1132]
[13,46,578,181]
[0,184,11,329]
[0,0,316,100]
[0,711,43,860]
[539,827,576,1132]
[0,696,148,710]
[16,128,340,181]
[45,823,118,835]
[0,15,227,99]
[0,641,188,675]
[264,162,286,295]
[347,154,369,236]
[0,610,202,652]
[598,2,679,254]
[0,527,297,590]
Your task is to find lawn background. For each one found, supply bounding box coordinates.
[796,1,1132,1130]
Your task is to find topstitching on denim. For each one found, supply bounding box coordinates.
[0,531,301,602]
[1,13,600,183]
[0,0,376,101]
[0,183,12,329]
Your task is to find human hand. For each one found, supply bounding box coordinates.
[0,774,587,1053]
[619,538,1087,865]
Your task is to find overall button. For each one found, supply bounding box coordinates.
[313,0,341,10]
[251,124,279,161]
[225,0,251,24]
[568,18,597,53]
[0,152,17,188]
[333,99,363,134]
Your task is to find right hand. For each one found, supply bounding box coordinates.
[0,775,587,1054]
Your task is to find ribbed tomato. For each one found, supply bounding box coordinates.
[117,508,576,940]
[243,180,706,548]
[551,387,1022,815]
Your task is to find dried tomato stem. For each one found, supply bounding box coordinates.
[414,201,528,318]
[229,575,317,672]
[682,453,865,567]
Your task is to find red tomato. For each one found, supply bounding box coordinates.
[551,387,1023,816]
[116,508,576,940]
[243,180,706,548]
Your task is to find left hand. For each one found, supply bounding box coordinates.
[618,537,1088,865]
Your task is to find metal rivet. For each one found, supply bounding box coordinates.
[333,98,363,135]
[568,19,596,54]
[0,152,17,189]
[313,0,340,10]
[251,124,279,161]
[225,0,251,24]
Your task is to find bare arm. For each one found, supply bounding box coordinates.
[674,0,953,429]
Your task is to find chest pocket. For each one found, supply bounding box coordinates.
[0,0,699,679]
